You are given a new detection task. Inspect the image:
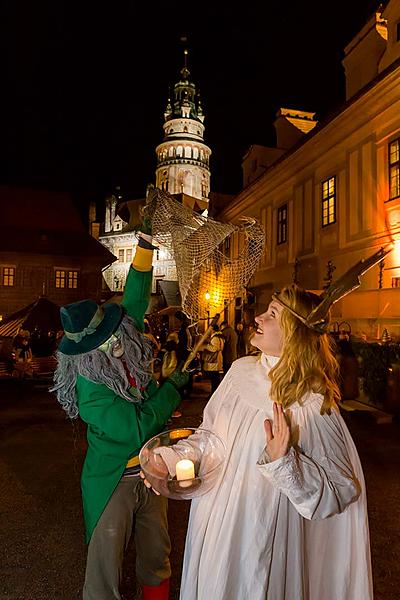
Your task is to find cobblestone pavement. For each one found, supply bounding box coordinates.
[0,376,399,600]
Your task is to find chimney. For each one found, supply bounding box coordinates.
[342,11,387,101]
[274,108,318,151]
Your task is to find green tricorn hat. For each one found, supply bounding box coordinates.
[58,299,123,356]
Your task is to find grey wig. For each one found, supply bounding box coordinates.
[51,314,153,418]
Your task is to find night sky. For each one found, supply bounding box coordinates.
[1,0,381,220]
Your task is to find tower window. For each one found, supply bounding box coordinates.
[177,146,183,158]
[277,204,287,245]
[321,176,336,226]
[193,147,199,159]
[389,138,400,200]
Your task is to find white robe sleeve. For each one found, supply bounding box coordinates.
[257,399,361,520]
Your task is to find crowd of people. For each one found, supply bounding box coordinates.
[148,315,260,402]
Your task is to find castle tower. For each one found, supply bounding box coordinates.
[155,50,211,205]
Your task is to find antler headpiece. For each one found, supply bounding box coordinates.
[272,245,392,334]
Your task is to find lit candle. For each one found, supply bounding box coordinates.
[175,459,195,487]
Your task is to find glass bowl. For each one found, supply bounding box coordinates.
[139,427,226,500]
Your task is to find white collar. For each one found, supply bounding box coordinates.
[260,353,281,370]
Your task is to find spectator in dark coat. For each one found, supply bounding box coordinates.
[220,320,238,374]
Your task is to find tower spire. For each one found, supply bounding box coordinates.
[155,44,211,205]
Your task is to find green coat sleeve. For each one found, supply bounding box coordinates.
[121,266,152,332]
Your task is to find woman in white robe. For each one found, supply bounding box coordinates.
[146,284,373,600]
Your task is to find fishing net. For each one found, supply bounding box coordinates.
[142,188,265,321]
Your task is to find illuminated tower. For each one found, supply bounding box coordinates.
[155,50,211,206]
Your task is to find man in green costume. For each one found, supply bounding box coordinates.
[52,229,188,600]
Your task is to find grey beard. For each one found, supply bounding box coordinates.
[51,314,153,418]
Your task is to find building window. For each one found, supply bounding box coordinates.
[389,139,400,200]
[126,248,132,263]
[68,271,78,289]
[55,270,66,288]
[2,266,15,286]
[392,277,400,288]
[118,249,125,262]
[277,204,287,245]
[322,176,336,227]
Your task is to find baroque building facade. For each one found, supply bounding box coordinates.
[217,0,400,340]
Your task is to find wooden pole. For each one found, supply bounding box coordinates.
[182,313,220,372]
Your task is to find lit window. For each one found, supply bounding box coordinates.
[322,176,336,227]
[277,204,287,245]
[389,139,400,201]
[392,277,400,288]
[176,146,183,157]
[68,271,78,289]
[118,249,125,262]
[55,270,66,288]
[126,248,132,263]
[3,267,15,286]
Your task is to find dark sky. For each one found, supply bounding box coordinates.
[1,0,381,218]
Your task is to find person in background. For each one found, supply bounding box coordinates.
[220,320,238,374]
[144,318,161,372]
[235,322,246,358]
[159,315,170,348]
[149,283,372,600]
[12,330,33,379]
[243,322,258,356]
[51,227,189,600]
[161,332,182,418]
[174,310,194,397]
[201,323,225,397]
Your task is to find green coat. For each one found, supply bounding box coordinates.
[76,266,181,542]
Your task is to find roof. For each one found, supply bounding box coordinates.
[0,297,62,338]
[0,227,115,262]
[0,186,116,265]
[0,187,84,231]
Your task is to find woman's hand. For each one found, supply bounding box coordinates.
[139,448,168,495]
[264,402,290,462]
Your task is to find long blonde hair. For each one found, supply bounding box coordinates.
[270,284,340,415]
